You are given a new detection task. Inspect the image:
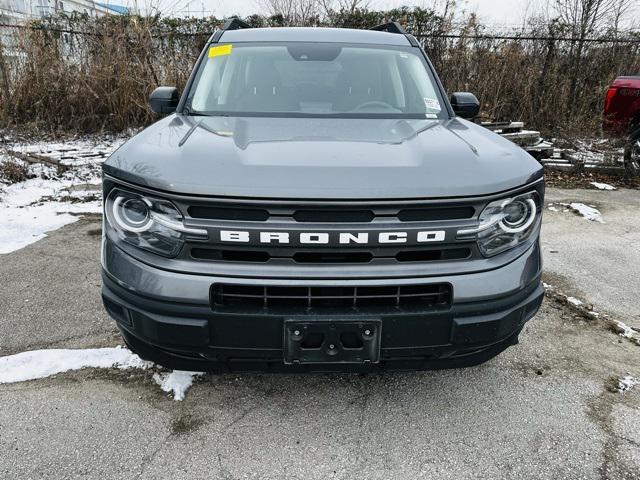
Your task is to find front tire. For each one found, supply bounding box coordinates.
[624,127,640,177]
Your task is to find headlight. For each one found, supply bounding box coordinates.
[105,189,207,257]
[458,191,541,257]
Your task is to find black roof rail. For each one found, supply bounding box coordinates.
[221,18,253,31]
[370,21,420,47]
[370,21,407,35]
[210,18,253,42]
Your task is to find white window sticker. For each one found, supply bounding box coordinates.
[423,97,441,112]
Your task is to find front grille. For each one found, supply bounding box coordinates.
[211,283,452,311]
[191,247,472,264]
[178,196,484,266]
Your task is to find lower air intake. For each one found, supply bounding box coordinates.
[211,283,452,311]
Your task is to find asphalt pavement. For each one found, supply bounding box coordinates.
[0,188,639,480]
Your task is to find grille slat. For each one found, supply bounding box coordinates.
[189,206,269,221]
[398,207,475,222]
[211,283,451,311]
[293,210,375,223]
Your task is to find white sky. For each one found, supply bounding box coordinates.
[168,0,539,26]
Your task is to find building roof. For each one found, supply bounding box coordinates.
[219,27,412,46]
[96,3,128,14]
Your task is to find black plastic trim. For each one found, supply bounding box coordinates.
[370,22,407,34]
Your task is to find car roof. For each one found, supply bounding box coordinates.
[219,27,412,46]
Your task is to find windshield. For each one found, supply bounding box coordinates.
[184,42,448,119]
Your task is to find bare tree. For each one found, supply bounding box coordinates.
[261,0,296,23]
[335,0,370,12]
[609,0,634,31]
[552,0,635,111]
[261,0,322,25]
[297,0,321,24]
[552,0,632,35]
[318,0,370,19]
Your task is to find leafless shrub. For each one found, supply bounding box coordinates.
[0,14,214,133]
[0,158,31,183]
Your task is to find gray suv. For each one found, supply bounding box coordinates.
[101,20,544,372]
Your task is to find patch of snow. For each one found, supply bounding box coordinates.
[548,202,605,223]
[567,296,583,306]
[62,188,101,200]
[0,176,100,207]
[590,182,616,191]
[565,203,604,223]
[0,137,125,254]
[0,347,151,384]
[0,199,102,254]
[618,375,639,393]
[545,285,605,320]
[153,371,204,401]
[0,346,202,401]
[615,320,637,339]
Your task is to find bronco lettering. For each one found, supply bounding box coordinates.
[217,230,447,245]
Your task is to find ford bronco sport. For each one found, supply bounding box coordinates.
[101,20,545,372]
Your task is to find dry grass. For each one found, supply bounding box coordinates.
[0,15,213,133]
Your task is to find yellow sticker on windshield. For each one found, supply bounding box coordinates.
[208,44,232,58]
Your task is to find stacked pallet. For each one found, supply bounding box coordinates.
[481,121,554,159]
[483,121,625,174]
[538,147,625,174]
[4,141,117,170]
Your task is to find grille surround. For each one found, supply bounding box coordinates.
[177,192,488,266]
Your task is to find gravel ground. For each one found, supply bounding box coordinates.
[543,188,640,326]
[0,188,639,480]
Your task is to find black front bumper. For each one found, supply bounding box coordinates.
[102,272,544,373]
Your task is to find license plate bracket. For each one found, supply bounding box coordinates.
[283,319,382,365]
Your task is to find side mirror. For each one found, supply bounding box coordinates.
[450,92,480,119]
[149,87,179,114]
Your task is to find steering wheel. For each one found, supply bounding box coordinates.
[353,101,396,111]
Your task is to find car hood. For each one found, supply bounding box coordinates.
[104,115,543,199]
